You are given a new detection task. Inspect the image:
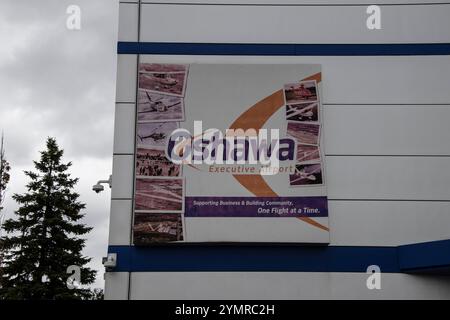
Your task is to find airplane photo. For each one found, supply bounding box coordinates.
[137,91,184,122]
[286,102,319,122]
[290,163,323,186]
[139,70,188,96]
[139,91,181,113]
[142,73,178,89]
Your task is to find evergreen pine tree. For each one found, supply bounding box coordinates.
[0,132,10,214]
[0,133,11,287]
[0,138,96,299]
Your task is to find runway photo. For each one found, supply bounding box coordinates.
[287,121,320,145]
[135,177,184,212]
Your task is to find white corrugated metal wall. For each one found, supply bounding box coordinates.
[106,0,450,299]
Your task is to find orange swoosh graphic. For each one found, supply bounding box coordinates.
[230,72,328,232]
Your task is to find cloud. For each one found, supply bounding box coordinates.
[0,0,119,290]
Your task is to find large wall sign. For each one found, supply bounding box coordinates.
[133,61,329,244]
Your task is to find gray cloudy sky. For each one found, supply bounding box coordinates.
[0,0,119,289]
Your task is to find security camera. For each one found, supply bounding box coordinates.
[92,184,104,193]
[102,253,117,272]
[92,175,112,194]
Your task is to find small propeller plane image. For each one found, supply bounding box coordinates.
[139,91,181,113]
[286,103,317,121]
[290,165,323,186]
[293,166,317,181]
[141,73,178,89]
[137,123,167,143]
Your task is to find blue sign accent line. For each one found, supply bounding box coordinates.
[117,42,450,56]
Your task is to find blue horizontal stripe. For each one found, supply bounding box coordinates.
[108,245,399,272]
[108,239,450,273]
[117,42,450,56]
[398,239,450,272]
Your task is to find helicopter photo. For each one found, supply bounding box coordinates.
[136,122,178,147]
[137,124,167,143]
